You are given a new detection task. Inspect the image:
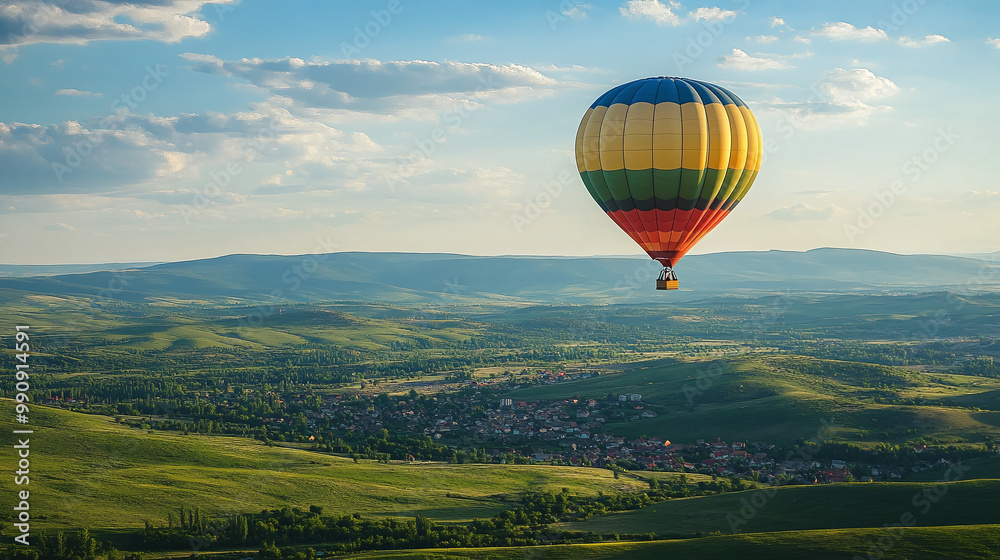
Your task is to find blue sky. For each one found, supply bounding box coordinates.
[0,0,997,264]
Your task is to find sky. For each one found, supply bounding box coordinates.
[0,0,997,264]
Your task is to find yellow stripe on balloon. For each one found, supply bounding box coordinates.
[575,107,591,173]
[623,101,654,170]
[652,101,683,170]
[598,103,628,171]
[725,104,748,171]
[582,105,607,172]
[704,102,731,171]
[741,105,762,173]
[680,102,708,171]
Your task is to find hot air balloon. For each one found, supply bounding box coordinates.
[575,77,762,290]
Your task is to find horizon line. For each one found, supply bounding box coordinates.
[2,247,999,268]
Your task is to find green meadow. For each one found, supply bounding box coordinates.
[13,405,646,531]
[560,478,1000,535]
[334,525,1000,560]
[504,356,1000,444]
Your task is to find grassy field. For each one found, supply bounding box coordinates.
[28,401,998,549]
[9,404,646,531]
[904,455,1000,481]
[559,478,1000,535]
[503,356,1000,444]
[328,524,1000,560]
[0,292,479,352]
[93,309,478,352]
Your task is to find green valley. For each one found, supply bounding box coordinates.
[3,251,1000,559]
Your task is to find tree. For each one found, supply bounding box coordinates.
[75,528,97,560]
[54,531,67,558]
[258,541,281,560]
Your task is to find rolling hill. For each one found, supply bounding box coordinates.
[560,478,1000,535]
[1,248,998,305]
[12,404,646,531]
[334,525,1000,560]
[503,356,1000,444]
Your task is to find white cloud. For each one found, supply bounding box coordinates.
[770,16,787,28]
[619,0,681,25]
[813,22,888,42]
[688,7,737,22]
[748,35,778,44]
[42,222,75,231]
[563,4,589,18]
[454,34,484,42]
[986,38,1000,49]
[715,80,793,90]
[184,55,563,117]
[966,190,999,201]
[0,104,391,199]
[762,68,899,127]
[819,68,899,103]
[765,204,841,221]
[55,88,101,97]
[535,64,604,74]
[898,34,950,48]
[717,49,793,71]
[260,207,303,219]
[620,2,739,25]
[0,0,239,47]
[794,189,834,196]
[0,80,540,225]
[794,36,811,44]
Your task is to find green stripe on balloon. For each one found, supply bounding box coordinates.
[624,169,654,201]
[652,168,683,201]
[578,172,606,211]
[601,169,632,205]
[584,170,616,206]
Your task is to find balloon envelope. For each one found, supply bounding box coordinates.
[575,77,762,268]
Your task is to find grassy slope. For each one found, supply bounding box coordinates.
[333,525,1000,560]
[0,292,478,353]
[906,456,1000,481]
[504,357,1000,444]
[13,404,646,531]
[560,479,1000,535]
[96,310,477,352]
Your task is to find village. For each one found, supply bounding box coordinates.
[309,371,942,484]
[44,366,952,485]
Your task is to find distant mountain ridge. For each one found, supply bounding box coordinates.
[0,248,998,304]
[0,262,163,278]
